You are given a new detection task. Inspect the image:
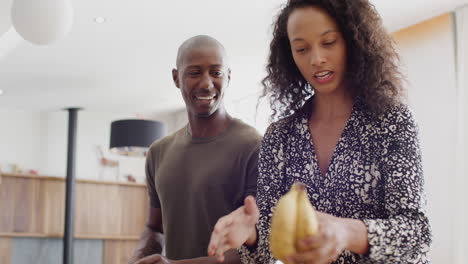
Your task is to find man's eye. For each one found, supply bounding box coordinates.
[188,71,200,76]
[212,71,223,77]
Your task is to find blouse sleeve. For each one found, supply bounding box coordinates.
[238,122,286,264]
[361,106,432,263]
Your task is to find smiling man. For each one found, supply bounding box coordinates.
[128,35,262,264]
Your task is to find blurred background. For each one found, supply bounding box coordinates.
[1,0,467,263]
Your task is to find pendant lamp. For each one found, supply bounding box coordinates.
[110,119,166,156]
[11,0,74,45]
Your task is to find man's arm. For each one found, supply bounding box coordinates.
[175,249,240,264]
[128,207,164,264]
[130,206,243,264]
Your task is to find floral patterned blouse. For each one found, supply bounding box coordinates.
[239,98,432,263]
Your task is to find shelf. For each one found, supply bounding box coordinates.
[0,232,139,241]
[0,173,148,240]
[0,172,146,187]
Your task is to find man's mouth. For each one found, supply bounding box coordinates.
[194,94,216,101]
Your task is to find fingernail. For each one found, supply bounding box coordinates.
[305,237,317,245]
[299,239,307,247]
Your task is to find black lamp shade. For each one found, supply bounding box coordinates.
[110,119,165,156]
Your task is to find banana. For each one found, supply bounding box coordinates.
[269,182,319,262]
[269,183,298,263]
[295,183,319,252]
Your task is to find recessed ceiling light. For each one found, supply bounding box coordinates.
[0,89,3,96]
[94,17,106,24]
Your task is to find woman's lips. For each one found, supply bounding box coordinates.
[313,71,334,84]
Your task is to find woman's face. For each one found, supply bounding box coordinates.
[287,6,347,95]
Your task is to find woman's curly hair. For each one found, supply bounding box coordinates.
[262,0,405,120]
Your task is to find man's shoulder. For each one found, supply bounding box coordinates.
[230,118,262,144]
[147,126,187,155]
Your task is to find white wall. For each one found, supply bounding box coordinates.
[38,110,149,182]
[392,14,457,263]
[0,109,162,183]
[227,94,270,134]
[146,108,187,134]
[454,4,468,262]
[0,110,42,173]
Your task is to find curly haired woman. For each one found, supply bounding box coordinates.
[207,0,432,263]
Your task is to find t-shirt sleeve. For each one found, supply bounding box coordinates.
[145,146,161,208]
[243,140,261,199]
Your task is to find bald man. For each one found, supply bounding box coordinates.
[128,35,262,264]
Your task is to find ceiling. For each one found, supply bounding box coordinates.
[1,0,467,114]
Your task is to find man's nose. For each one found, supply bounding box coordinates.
[199,72,214,89]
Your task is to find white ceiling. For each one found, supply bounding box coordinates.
[1,0,467,114]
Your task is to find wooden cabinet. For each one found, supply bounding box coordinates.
[0,173,148,264]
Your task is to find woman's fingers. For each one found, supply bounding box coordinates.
[298,234,321,251]
[208,217,231,256]
[294,233,339,264]
[215,236,233,263]
[243,196,258,216]
[208,198,259,259]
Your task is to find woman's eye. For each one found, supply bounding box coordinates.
[295,48,306,53]
[324,40,336,46]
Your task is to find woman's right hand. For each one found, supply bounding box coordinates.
[208,195,260,262]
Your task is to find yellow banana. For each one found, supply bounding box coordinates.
[269,183,319,262]
[295,183,319,252]
[270,184,298,263]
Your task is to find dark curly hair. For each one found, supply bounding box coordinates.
[261,0,405,120]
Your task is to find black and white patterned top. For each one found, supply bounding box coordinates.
[239,98,431,264]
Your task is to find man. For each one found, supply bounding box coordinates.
[128,35,262,264]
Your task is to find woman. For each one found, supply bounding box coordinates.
[208,0,431,263]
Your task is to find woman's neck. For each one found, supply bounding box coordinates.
[309,90,354,122]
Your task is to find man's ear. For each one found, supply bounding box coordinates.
[172,68,180,89]
[227,68,231,85]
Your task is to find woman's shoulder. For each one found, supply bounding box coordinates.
[379,103,417,126]
[353,98,419,137]
[369,103,419,139]
[264,113,302,139]
[265,97,311,136]
[355,96,415,124]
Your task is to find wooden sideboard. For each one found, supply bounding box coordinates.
[0,172,148,264]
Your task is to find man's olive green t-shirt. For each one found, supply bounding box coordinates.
[145,118,262,260]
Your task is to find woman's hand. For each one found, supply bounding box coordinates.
[289,212,352,264]
[208,196,260,262]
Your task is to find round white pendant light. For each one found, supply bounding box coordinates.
[11,0,74,45]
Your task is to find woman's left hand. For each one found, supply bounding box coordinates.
[288,212,350,264]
